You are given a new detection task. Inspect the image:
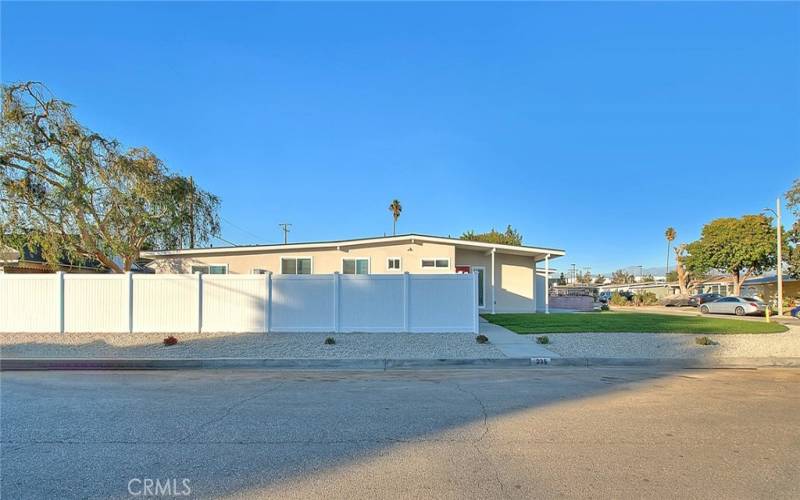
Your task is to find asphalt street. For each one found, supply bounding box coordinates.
[2,367,799,499]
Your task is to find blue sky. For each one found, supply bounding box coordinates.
[3,2,798,274]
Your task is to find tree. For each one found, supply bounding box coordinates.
[460,225,523,246]
[673,243,691,294]
[685,215,776,296]
[557,272,566,285]
[388,199,402,236]
[640,273,655,283]
[611,269,635,284]
[665,270,678,282]
[664,227,676,275]
[786,178,800,278]
[0,82,220,272]
[593,274,606,285]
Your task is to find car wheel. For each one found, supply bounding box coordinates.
[700,305,709,314]
[735,306,745,316]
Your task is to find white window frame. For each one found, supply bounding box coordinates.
[472,266,486,309]
[386,257,402,272]
[420,257,450,269]
[280,256,314,275]
[190,263,228,274]
[341,257,370,275]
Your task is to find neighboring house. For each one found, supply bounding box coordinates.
[0,244,106,274]
[142,233,566,313]
[742,274,800,305]
[597,282,673,299]
[0,244,153,274]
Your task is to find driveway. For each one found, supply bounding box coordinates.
[2,368,799,499]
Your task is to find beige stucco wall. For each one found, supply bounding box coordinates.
[454,249,537,313]
[149,241,456,275]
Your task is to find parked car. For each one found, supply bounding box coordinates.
[660,294,692,307]
[688,293,722,307]
[699,296,768,316]
[791,304,800,318]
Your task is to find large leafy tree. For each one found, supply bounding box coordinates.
[0,82,220,272]
[460,225,523,246]
[685,215,776,296]
[786,178,800,278]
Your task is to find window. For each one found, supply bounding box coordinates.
[387,257,401,271]
[343,258,369,275]
[281,257,312,274]
[190,264,227,274]
[421,258,450,269]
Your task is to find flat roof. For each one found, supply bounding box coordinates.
[141,233,566,260]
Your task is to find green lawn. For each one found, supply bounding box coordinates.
[482,312,788,334]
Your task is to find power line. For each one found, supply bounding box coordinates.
[211,234,239,247]
[220,216,266,243]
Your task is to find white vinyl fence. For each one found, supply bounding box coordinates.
[0,272,478,334]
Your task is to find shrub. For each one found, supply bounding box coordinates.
[476,334,489,344]
[631,291,658,307]
[695,336,717,346]
[324,337,336,345]
[163,336,178,346]
[609,293,631,306]
[536,335,549,345]
[600,303,610,311]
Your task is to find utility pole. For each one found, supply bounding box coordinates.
[777,198,783,316]
[278,223,292,245]
[763,199,784,316]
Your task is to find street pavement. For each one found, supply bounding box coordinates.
[2,367,799,499]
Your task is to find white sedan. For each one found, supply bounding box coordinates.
[699,296,768,316]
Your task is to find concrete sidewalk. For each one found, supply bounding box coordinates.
[479,318,559,358]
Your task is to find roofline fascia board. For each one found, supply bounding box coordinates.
[141,234,566,259]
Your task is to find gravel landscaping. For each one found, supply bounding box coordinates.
[0,332,506,359]
[542,326,800,358]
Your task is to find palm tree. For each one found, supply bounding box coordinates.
[388,199,402,236]
[665,227,676,276]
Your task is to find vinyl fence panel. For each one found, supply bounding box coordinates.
[339,275,405,332]
[0,274,61,333]
[64,274,129,333]
[408,274,477,333]
[132,274,199,333]
[271,275,335,332]
[201,275,266,333]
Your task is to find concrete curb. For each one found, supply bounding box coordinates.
[2,356,799,371]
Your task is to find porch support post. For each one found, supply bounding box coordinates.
[544,254,550,314]
[532,259,537,312]
[491,248,496,314]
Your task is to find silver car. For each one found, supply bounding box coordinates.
[699,296,768,316]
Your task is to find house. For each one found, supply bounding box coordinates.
[597,281,673,299]
[141,233,566,313]
[0,244,153,274]
[0,244,106,274]
[742,274,800,305]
